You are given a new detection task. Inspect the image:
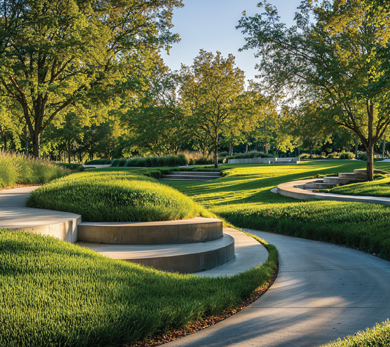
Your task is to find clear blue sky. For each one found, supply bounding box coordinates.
[161,0,303,82]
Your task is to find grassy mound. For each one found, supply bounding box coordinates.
[26,171,208,222]
[325,176,390,197]
[0,229,277,347]
[0,151,69,189]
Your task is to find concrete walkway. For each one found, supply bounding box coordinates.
[0,186,81,242]
[277,178,390,206]
[166,229,390,347]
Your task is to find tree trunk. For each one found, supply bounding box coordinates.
[355,135,358,159]
[245,144,248,153]
[366,103,374,181]
[25,126,29,156]
[214,133,219,169]
[366,146,374,181]
[32,131,41,158]
[229,143,233,156]
[310,146,313,159]
[382,136,386,159]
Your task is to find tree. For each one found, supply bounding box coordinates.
[238,0,390,180]
[0,0,182,157]
[180,50,268,168]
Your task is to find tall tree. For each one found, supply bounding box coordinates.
[180,50,268,168]
[0,0,182,157]
[238,0,390,180]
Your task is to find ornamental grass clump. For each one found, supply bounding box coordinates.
[27,171,207,222]
[0,150,69,189]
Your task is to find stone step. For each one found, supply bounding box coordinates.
[304,182,337,189]
[168,171,220,176]
[78,217,223,245]
[78,232,235,274]
[338,172,365,179]
[323,176,357,184]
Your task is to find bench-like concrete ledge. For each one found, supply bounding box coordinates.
[277,178,390,206]
[0,207,81,243]
[78,217,223,244]
[79,231,235,274]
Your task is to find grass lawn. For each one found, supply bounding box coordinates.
[5,159,390,346]
[159,160,390,346]
[325,176,390,197]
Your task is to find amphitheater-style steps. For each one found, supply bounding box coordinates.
[303,170,366,190]
[78,217,235,274]
[79,233,234,274]
[159,171,220,181]
[78,217,223,244]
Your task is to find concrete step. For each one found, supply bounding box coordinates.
[304,182,337,189]
[78,232,235,274]
[338,172,365,179]
[195,228,268,277]
[169,171,220,177]
[78,217,223,245]
[323,176,357,184]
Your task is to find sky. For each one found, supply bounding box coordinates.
[161,0,303,83]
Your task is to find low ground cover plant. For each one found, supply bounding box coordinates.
[26,171,208,222]
[0,150,69,189]
[339,152,355,159]
[0,228,277,347]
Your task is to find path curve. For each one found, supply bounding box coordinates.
[277,178,390,206]
[165,229,390,347]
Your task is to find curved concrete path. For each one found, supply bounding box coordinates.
[277,178,390,206]
[0,186,81,242]
[166,229,390,347]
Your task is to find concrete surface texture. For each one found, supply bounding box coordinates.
[277,178,390,206]
[165,229,390,347]
[0,186,81,242]
[78,217,223,244]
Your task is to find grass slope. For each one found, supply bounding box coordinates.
[27,171,209,222]
[0,229,277,347]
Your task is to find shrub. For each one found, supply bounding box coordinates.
[359,153,367,161]
[55,163,81,170]
[218,151,229,157]
[84,159,112,165]
[111,159,120,167]
[27,171,207,222]
[195,157,213,165]
[327,153,340,159]
[339,152,355,159]
[188,158,195,165]
[124,155,188,168]
[0,150,69,189]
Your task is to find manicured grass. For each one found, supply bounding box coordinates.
[27,171,210,222]
[0,151,69,189]
[0,229,277,347]
[325,176,390,197]
[163,161,390,259]
[322,319,390,346]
